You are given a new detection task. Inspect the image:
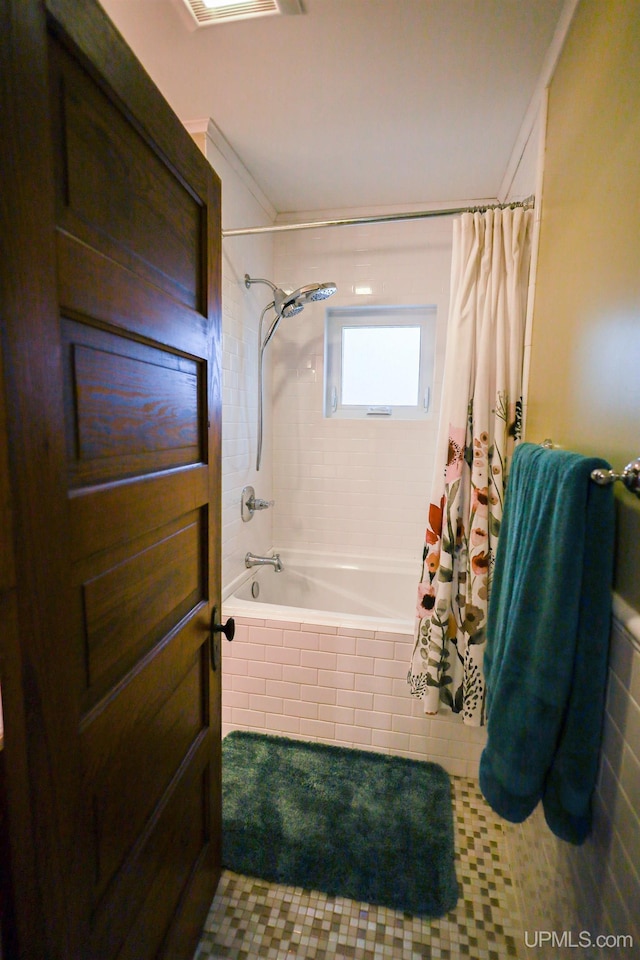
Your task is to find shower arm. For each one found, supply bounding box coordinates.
[245,274,278,294]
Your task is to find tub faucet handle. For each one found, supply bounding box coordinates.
[252,496,275,510]
[242,485,275,521]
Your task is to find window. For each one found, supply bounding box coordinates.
[324,305,436,419]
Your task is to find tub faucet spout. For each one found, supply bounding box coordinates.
[245,552,283,573]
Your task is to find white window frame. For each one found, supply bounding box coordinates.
[324,305,436,420]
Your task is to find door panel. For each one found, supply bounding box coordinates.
[0,1,222,957]
[50,35,203,310]
[61,318,205,486]
[69,465,210,563]
[79,511,203,696]
[82,638,206,901]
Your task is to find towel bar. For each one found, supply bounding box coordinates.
[540,440,640,498]
[591,459,640,498]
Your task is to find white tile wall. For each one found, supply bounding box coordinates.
[221,614,487,779]
[198,122,278,587]
[270,213,454,562]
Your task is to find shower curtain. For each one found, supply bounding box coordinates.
[408,205,534,726]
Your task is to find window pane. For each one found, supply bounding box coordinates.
[341,326,421,405]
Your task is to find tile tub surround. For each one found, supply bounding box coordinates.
[221,615,487,779]
[271,212,454,562]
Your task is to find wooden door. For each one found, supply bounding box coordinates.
[0,1,222,958]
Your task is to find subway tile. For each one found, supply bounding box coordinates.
[391,714,431,737]
[599,869,638,947]
[429,716,468,739]
[247,660,283,681]
[336,654,374,675]
[316,669,353,691]
[318,633,356,655]
[247,626,284,646]
[267,619,301,630]
[609,625,636,691]
[465,759,481,779]
[620,743,640,823]
[597,755,619,814]
[431,756,470,777]
[356,637,395,659]
[282,664,318,685]
[229,641,265,661]
[267,680,301,700]
[300,649,338,670]
[266,713,301,736]
[337,627,376,640]
[445,739,485,762]
[609,783,640,871]
[607,822,640,914]
[411,735,449,756]
[221,657,248,676]
[234,616,266,628]
[372,693,414,717]
[223,691,250,709]
[228,622,251,643]
[318,704,355,725]
[250,695,284,715]
[394,639,414,659]
[336,689,374,710]
[284,629,320,650]
[334,724,372,746]
[630,648,640,714]
[306,622,338,635]
[283,698,318,720]
[268,646,301,666]
[231,676,266,696]
[608,672,640,753]
[230,708,266,728]
[374,658,409,684]
[354,709,392,731]
[301,684,336,705]
[355,675,392,695]
[601,711,625,776]
[371,729,411,752]
[299,718,335,739]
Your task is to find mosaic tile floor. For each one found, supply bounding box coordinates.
[193,776,524,960]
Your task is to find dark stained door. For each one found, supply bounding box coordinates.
[0,1,222,957]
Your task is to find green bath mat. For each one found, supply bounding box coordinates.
[222,731,459,917]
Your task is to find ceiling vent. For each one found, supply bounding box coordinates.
[180,0,304,27]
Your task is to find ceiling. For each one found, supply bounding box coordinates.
[98,0,568,216]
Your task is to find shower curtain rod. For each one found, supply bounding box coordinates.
[222,195,535,238]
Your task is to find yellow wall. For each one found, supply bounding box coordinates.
[189,130,207,155]
[527,0,640,608]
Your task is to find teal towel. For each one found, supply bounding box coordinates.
[480,442,615,844]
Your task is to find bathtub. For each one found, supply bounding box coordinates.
[221,550,486,777]
[223,551,417,633]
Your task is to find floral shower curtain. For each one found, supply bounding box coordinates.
[408,205,534,726]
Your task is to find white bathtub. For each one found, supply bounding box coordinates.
[221,551,487,777]
[223,551,417,634]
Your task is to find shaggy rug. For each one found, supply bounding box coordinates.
[221,731,459,917]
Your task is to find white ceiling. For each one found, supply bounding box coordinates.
[99,0,567,216]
